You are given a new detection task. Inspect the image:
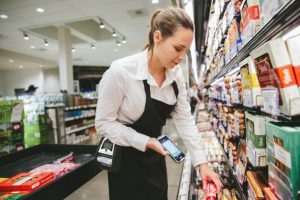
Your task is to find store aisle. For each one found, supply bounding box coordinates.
[65,119,185,200]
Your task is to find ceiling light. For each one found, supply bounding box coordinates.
[19,65,23,69]
[44,39,49,47]
[36,8,45,13]
[99,22,105,29]
[114,48,119,52]
[72,47,76,52]
[152,0,159,4]
[112,30,117,37]
[9,59,14,63]
[30,45,36,49]
[0,14,8,19]
[23,32,29,40]
[122,37,127,44]
[117,41,121,46]
[91,44,96,50]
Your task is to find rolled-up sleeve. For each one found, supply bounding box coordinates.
[172,74,207,167]
[95,62,149,152]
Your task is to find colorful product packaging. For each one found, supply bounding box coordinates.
[265,122,300,199]
[250,38,300,116]
[245,112,266,148]
[0,173,55,192]
[240,57,261,107]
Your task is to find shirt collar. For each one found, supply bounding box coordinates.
[136,49,177,88]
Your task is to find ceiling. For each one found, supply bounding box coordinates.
[0,0,174,71]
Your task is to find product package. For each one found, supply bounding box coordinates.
[245,112,266,148]
[0,172,55,192]
[247,139,266,167]
[240,56,261,107]
[265,122,300,198]
[240,0,261,46]
[250,38,300,116]
[285,34,300,93]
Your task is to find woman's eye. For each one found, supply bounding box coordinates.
[174,47,182,52]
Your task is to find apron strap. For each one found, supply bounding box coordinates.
[143,80,179,99]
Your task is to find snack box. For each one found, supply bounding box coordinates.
[245,112,266,148]
[265,122,300,198]
[285,34,300,93]
[250,38,300,116]
[0,172,55,192]
[240,57,261,107]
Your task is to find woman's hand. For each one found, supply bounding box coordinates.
[198,163,222,193]
[146,138,168,156]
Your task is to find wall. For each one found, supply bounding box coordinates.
[2,68,44,96]
[43,68,60,93]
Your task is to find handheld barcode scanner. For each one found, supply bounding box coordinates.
[96,137,121,173]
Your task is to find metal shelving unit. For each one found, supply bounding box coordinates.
[206,0,300,86]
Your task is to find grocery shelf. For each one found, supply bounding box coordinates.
[66,124,94,135]
[65,114,95,122]
[64,104,97,111]
[207,0,300,86]
[215,132,247,200]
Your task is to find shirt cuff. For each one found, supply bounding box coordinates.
[189,150,208,167]
[131,132,150,152]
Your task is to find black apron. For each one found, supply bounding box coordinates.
[108,80,179,200]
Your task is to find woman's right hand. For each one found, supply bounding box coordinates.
[146,138,168,156]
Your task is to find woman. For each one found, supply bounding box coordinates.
[95,7,221,200]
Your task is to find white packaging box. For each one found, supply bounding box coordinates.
[246,140,266,167]
[285,34,300,93]
[250,38,300,116]
[240,56,261,107]
[245,112,266,148]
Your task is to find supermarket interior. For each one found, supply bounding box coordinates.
[0,0,300,199]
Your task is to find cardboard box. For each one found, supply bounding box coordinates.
[250,38,300,116]
[240,57,261,107]
[265,122,300,198]
[286,34,300,93]
[246,140,266,167]
[245,112,266,148]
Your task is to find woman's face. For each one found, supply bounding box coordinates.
[154,26,193,69]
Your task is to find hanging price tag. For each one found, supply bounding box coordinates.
[243,89,253,107]
[261,88,279,116]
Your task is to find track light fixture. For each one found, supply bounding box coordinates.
[122,37,127,44]
[23,31,29,40]
[112,30,117,37]
[91,44,96,50]
[98,17,127,44]
[44,39,49,47]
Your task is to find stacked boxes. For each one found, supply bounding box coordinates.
[240,57,261,107]
[245,112,266,167]
[265,122,300,199]
[250,38,300,116]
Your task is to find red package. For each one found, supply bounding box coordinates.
[206,182,217,200]
[30,163,78,178]
[0,172,55,192]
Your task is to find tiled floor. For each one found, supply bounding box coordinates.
[65,119,185,200]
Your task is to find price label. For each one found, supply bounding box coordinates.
[261,88,279,115]
[243,89,253,107]
[232,87,240,104]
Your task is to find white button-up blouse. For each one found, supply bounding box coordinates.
[95,49,207,167]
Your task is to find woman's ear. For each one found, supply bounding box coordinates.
[153,30,162,45]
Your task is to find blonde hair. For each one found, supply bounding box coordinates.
[144,7,194,50]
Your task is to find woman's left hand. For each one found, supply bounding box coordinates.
[198,163,222,193]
